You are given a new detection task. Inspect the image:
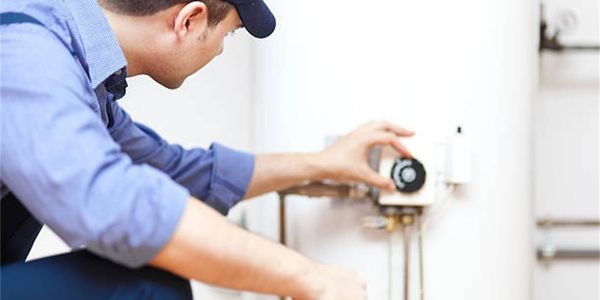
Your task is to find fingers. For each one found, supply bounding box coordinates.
[369,132,413,158]
[379,121,415,137]
[362,166,395,191]
[389,136,412,158]
[363,121,414,137]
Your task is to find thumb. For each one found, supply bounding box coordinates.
[361,167,395,191]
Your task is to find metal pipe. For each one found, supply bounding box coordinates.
[382,207,419,300]
[279,181,377,200]
[402,222,411,300]
[536,218,600,228]
[541,42,600,52]
[537,246,600,260]
[278,194,287,300]
[417,214,424,300]
[388,231,394,300]
[277,181,377,247]
[560,45,600,51]
[279,193,287,246]
[277,182,376,300]
[538,7,600,53]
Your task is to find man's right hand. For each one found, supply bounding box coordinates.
[151,198,367,299]
[301,264,368,300]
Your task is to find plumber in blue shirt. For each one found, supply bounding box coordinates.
[0,0,414,299]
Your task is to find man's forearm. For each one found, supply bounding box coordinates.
[244,153,327,199]
[150,198,321,298]
[243,121,415,199]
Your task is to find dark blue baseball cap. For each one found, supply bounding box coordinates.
[224,0,276,38]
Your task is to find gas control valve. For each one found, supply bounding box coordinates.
[376,139,437,207]
[390,157,427,193]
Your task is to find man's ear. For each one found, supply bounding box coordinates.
[173,1,208,39]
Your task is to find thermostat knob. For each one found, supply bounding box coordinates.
[390,158,426,193]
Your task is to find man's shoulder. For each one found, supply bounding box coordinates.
[1,0,79,54]
[1,0,73,29]
[1,24,89,92]
[3,0,129,92]
[1,22,102,126]
[1,0,124,123]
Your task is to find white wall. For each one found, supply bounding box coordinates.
[533,0,599,299]
[249,0,538,299]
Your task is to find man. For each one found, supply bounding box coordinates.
[0,0,414,299]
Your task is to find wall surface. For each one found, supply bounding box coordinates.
[248,0,538,299]
[533,0,600,299]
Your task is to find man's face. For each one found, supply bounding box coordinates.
[153,7,242,89]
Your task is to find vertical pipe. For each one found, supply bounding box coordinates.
[278,194,286,300]
[403,223,411,300]
[278,194,286,246]
[388,228,395,300]
[418,215,425,300]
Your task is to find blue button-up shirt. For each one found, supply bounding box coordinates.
[0,0,254,268]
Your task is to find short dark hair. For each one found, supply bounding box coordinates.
[100,0,233,27]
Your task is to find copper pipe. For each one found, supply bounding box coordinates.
[276,182,377,300]
[278,194,287,300]
[279,181,376,200]
[279,193,287,246]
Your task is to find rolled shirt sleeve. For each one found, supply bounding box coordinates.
[1,25,188,268]
[108,102,255,215]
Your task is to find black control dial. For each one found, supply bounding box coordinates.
[390,158,426,193]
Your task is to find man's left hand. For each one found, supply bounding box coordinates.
[314,121,414,191]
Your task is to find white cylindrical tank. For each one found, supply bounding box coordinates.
[248,1,537,299]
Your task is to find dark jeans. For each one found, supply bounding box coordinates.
[1,193,193,299]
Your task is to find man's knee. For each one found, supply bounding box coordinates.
[1,251,193,300]
[120,265,193,300]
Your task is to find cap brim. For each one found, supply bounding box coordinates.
[232,0,276,39]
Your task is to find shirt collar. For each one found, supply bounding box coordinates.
[61,0,127,89]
